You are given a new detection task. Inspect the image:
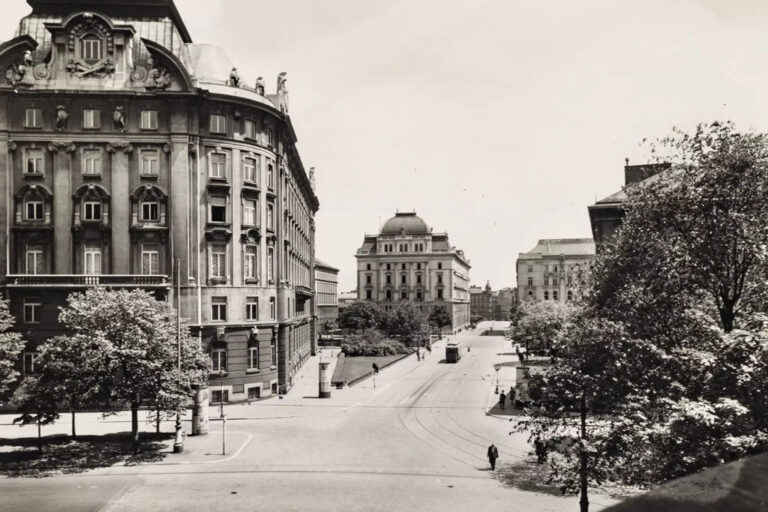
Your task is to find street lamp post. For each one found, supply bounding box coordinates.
[173,259,184,453]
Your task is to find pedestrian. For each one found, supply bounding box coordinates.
[416,349,421,361]
[487,443,499,470]
[499,391,506,409]
[426,344,431,354]
[508,386,516,409]
[534,438,544,463]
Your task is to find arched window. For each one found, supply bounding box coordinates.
[131,184,168,225]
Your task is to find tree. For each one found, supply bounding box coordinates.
[0,298,25,400]
[337,302,383,331]
[12,376,60,452]
[25,333,111,438]
[56,288,210,452]
[512,300,575,353]
[379,301,430,346]
[428,306,452,331]
[592,122,768,334]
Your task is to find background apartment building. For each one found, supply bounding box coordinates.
[516,239,595,303]
[314,259,339,333]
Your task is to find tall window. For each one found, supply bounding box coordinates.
[416,274,422,284]
[265,126,274,146]
[210,114,226,134]
[243,199,257,226]
[246,297,259,321]
[528,266,533,273]
[567,290,573,301]
[25,200,43,221]
[26,149,43,175]
[437,262,442,269]
[24,108,42,128]
[83,109,100,129]
[248,345,259,370]
[141,244,159,275]
[83,201,102,221]
[544,291,549,300]
[270,335,277,365]
[82,149,101,175]
[366,274,371,284]
[401,274,406,284]
[23,352,37,375]
[386,274,391,285]
[552,277,558,286]
[437,273,443,284]
[210,153,226,179]
[209,196,227,223]
[527,277,533,286]
[84,245,102,275]
[553,290,559,301]
[366,289,372,300]
[25,245,44,274]
[140,110,158,130]
[243,157,258,183]
[244,245,257,280]
[23,297,41,323]
[416,290,423,300]
[386,290,392,301]
[267,162,274,189]
[266,203,274,230]
[211,245,227,279]
[400,290,407,300]
[81,35,102,64]
[244,120,257,139]
[141,150,159,175]
[269,297,276,319]
[437,289,444,300]
[211,348,227,373]
[211,297,227,321]
[141,199,159,222]
[267,247,274,282]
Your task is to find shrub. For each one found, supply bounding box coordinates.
[340,330,409,357]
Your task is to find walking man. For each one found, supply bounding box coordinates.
[499,390,506,409]
[487,443,499,470]
[508,386,517,409]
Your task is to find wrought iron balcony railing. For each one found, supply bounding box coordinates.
[5,274,170,288]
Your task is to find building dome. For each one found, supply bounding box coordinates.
[380,212,429,235]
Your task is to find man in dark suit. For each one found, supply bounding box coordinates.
[487,443,499,470]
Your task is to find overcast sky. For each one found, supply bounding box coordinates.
[5,1,768,291]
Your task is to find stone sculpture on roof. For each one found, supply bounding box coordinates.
[277,72,289,113]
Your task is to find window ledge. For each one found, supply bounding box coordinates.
[23,172,44,179]
[245,369,260,374]
[139,174,159,180]
[210,277,227,285]
[82,174,103,179]
[245,278,259,285]
[270,365,277,371]
[210,371,228,377]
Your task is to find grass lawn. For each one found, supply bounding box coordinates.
[331,353,410,386]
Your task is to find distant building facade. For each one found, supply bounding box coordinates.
[470,282,515,321]
[0,0,319,402]
[355,212,470,333]
[314,259,338,333]
[516,239,595,303]
[588,162,671,248]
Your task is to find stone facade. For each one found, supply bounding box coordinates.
[470,282,515,321]
[314,259,338,333]
[355,212,470,333]
[516,239,595,303]
[0,0,319,402]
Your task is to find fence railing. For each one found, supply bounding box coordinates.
[5,274,170,287]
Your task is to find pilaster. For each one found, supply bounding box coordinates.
[48,140,76,274]
[106,141,133,274]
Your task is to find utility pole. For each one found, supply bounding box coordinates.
[173,258,184,453]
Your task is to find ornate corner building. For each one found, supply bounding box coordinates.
[355,212,471,333]
[0,0,319,402]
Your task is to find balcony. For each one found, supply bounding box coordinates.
[5,274,170,288]
[295,285,312,297]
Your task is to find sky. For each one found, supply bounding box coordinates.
[5,0,768,291]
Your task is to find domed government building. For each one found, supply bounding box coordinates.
[356,212,471,333]
[0,0,320,402]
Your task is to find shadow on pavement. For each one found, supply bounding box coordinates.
[0,432,172,477]
[491,458,565,496]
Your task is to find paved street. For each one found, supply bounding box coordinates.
[0,323,622,512]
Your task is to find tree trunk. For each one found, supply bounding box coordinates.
[71,408,76,438]
[156,403,161,434]
[37,417,42,453]
[131,401,141,453]
[580,392,589,512]
[719,300,735,333]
